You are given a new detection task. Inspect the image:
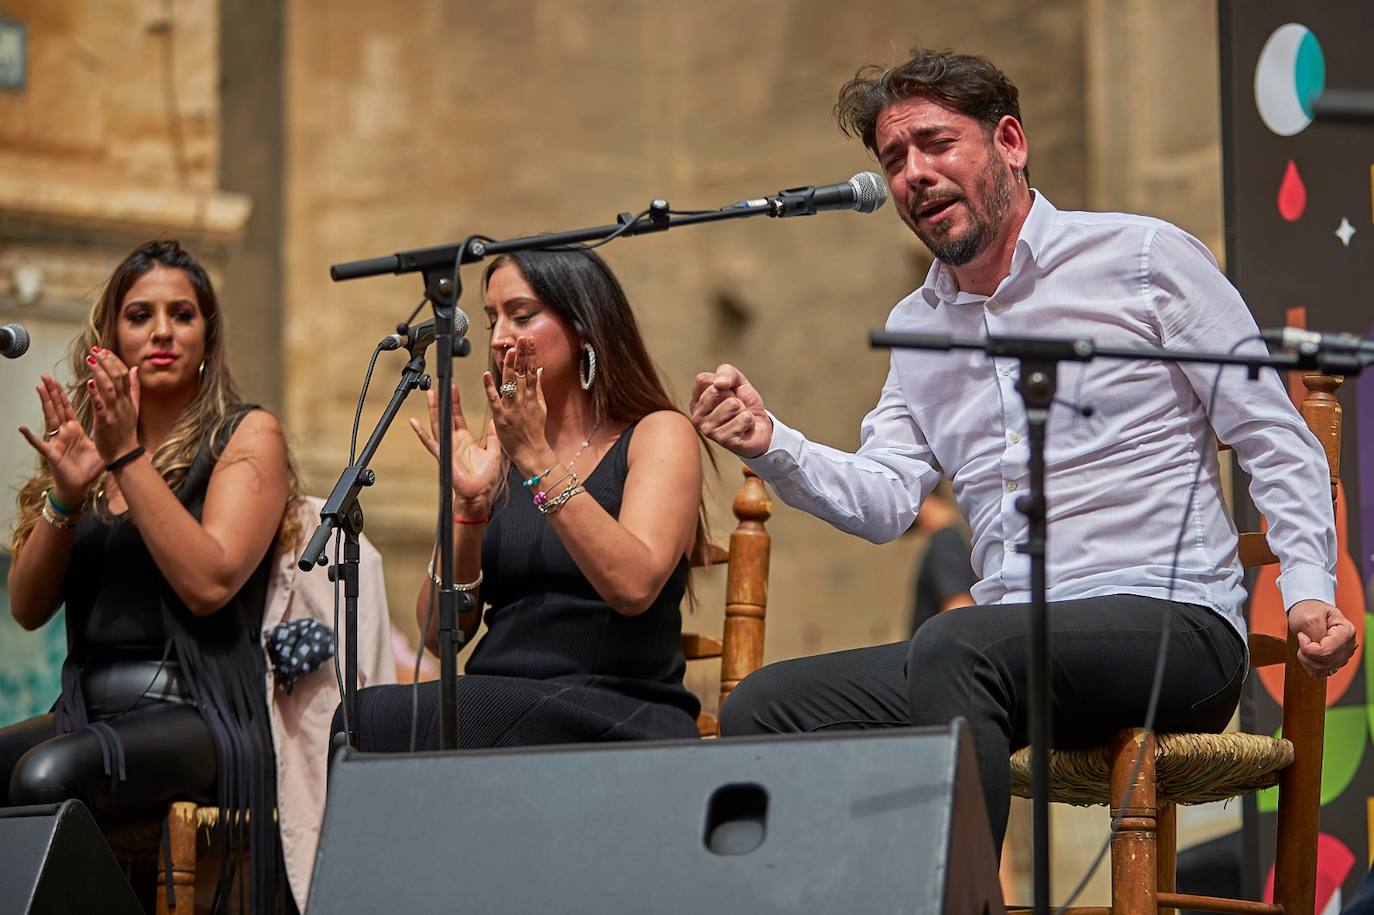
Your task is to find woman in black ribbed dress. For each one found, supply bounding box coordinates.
[345,248,704,751]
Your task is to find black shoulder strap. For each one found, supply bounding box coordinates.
[177,403,262,501]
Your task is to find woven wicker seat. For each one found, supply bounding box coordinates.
[1009,731,1293,807]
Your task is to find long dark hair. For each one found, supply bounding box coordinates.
[482,248,676,424]
[481,248,715,556]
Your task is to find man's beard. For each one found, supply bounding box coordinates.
[910,157,1014,267]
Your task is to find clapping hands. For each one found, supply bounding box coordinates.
[19,374,103,505]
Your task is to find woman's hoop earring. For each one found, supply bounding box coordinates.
[580,342,597,390]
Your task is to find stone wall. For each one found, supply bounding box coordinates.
[0,0,250,542]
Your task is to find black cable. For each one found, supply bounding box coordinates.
[331,337,392,746]
[349,345,385,464]
[1054,334,1262,911]
[398,295,430,335]
[546,208,652,252]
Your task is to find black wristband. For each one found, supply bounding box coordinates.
[104,445,146,473]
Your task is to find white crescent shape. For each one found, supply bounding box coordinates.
[1254,23,1312,137]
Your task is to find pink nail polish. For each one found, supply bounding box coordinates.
[86,355,96,365]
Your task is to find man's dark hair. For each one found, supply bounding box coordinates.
[835,48,1024,161]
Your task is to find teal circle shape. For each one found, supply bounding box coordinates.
[1294,30,1325,118]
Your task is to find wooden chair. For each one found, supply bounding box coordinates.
[683,466,773,737]
[106,800,222,913]
[1007,373,1342,914]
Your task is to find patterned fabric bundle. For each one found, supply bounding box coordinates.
[264,619,335,693]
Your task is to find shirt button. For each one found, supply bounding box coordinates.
[1007,480,1018,492]
[987,299,999,310]
[1009,432,1022,444]
[1000,366,1012,377]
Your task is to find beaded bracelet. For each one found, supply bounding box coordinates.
[521,461,561,490]
[532,471,578,509]
[536,484,586,516]
[533,467,575,500]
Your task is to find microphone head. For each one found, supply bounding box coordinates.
[1,322,30,358]
[453,309,469,338]
[848,172,889,214]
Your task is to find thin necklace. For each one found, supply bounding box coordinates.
[564,418,603,475]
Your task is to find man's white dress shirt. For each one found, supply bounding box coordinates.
[745,192,1336,642]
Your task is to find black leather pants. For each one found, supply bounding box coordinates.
[0,660,217,826]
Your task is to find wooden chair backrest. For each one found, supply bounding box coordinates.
[683,467,773,736]
[1230,372,1341,912]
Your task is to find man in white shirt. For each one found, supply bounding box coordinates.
[689,48,1357,848]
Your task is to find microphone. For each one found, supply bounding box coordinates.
[379,312,470,353]
[731,171,889,218]
[381,319,433,352]
[1,322,31,358]
[1261,326,1374,358]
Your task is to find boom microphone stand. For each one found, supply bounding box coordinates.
[318,186,861,751]
[869,328,1369,915]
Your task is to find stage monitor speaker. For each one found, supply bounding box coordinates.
[309,721,1003,914]
[0,800,142,915]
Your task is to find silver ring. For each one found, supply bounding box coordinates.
[43,428,60,440]
[498,382,518,398]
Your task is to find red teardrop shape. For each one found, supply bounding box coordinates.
[1277,159,1307,221]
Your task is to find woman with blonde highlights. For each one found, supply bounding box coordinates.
[1,240,298,912]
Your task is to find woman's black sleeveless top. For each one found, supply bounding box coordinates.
[467,423,700,719]
[62,409,271,662]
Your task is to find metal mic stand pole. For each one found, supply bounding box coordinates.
[298,347,434,749]
[429,261,474,751]
[1017,354,1057,915]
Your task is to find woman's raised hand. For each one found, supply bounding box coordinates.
[85,347,142,463]
[483,336,550,471]
[18,373,105,505]
[410,383,503,519]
